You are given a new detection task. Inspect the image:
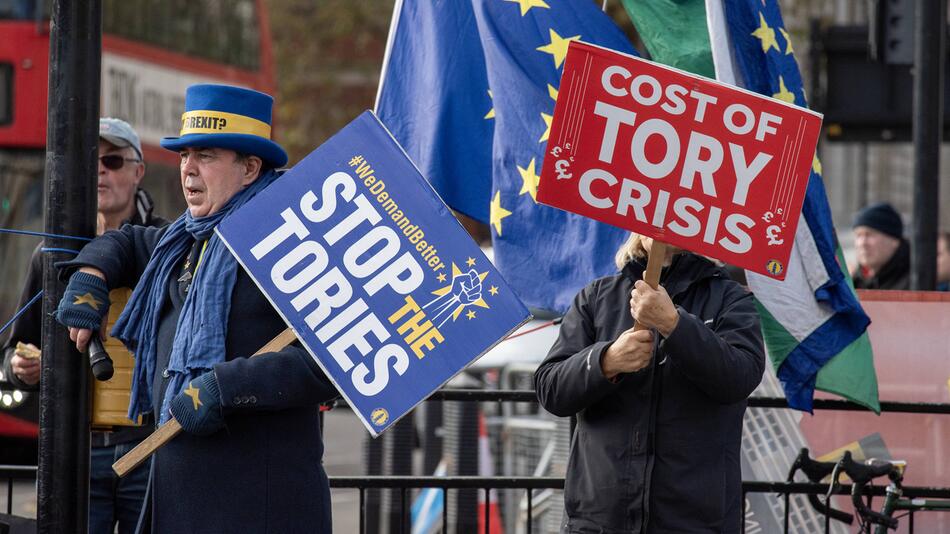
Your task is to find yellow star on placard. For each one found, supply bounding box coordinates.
[547,84,558,101]
[437,272,447,283]
[489,285,499,296]
[505,0,549,16]
[73,293,102,310]
[772,76,795,104]
[778,27,794,55]
[484,90,495,120]
[812,154,822,175]
[490,191,512,236]
[538,113,553,143]
[466,257,476,267]
[518,158,541,202]
[751,13,779,53]
[466,310,477,320]
[184,383,203,410]
[536,29,580,69]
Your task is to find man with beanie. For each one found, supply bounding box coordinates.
[851,202,910,290]
[54,85,337,533]
[0,118,165,534]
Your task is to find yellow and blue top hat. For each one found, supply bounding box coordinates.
[161,84,288,168]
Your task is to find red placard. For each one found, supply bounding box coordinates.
[538,41,822,280]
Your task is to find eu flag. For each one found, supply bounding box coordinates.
[376,1,493,225]
[378,0,639,313]
[471,0,639,314]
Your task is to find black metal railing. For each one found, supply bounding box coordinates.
[426,388,950,414]
[330,476,563,534]
[2,389,948,532]
[1,467,947,533]
[0,465,38,515]
[326,476,950,534]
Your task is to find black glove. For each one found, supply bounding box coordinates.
[55,271,110,331]
[170,371,225,436]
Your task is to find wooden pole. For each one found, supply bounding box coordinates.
[112,327,298,477]
[633,241,667,332]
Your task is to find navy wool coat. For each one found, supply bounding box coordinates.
[62,222,338,534]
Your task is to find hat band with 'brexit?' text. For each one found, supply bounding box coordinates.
[179,110,272,139]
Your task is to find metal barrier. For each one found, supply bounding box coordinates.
[326,476,950,534]
[426,389,950,413]
[0,465,37,515]
[0,466,947,533]
[1,390,949,532]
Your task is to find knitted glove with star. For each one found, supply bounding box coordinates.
[55,271,110,331]
[169,371,225,436]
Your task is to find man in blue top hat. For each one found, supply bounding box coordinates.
[54,84,337,533]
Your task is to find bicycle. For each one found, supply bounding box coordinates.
[832,450,950,533]
[789,447,950,533]
[785,447,855,528]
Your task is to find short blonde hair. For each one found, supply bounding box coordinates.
[615,233,647,269]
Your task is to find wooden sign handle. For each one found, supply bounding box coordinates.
[112,327,298,477]
[633,241,667,332]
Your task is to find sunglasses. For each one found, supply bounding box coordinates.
[99,154,141,170]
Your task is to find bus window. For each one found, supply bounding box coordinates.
[102,0,261,71]
[0,0,31,20]
[0,0,47,20]
[0,63,11,126]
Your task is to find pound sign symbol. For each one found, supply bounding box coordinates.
[555,159,572,180]
[550,146,562,157]
[766,225,784,246]
[762,211,774,223]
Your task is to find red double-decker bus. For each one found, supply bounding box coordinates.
[0,0,276,462]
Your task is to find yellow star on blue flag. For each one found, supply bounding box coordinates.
[504,0,549,17]
[536,29,580,69]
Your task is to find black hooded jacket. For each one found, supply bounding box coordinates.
[534,253,765,533]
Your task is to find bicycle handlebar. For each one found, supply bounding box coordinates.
[786,448,854,525]
[836,451,900,530]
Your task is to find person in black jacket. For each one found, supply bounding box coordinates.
[0,117,166,534]
[55,85,337,533]
[850,202,909,290]
[534,233,765,533]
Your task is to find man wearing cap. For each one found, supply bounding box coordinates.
[851,201,910,290]
[54,85,337,533]
[0,118,166,533]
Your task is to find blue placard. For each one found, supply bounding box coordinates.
[217,111,530,436]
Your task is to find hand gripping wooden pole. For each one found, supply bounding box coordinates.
[112,327,298,477]
[633,241,667,332]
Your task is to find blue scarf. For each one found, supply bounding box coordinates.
[114,169,280,423]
